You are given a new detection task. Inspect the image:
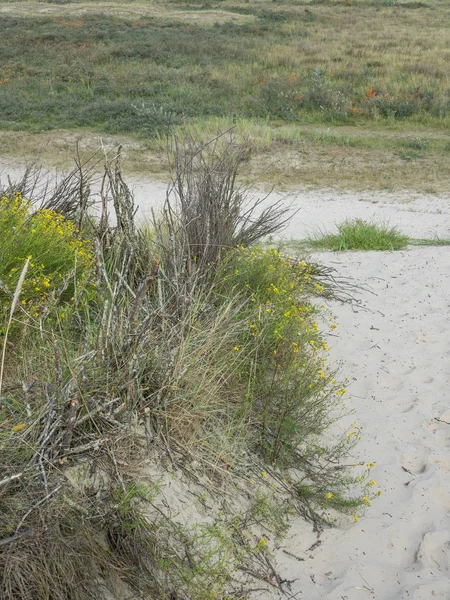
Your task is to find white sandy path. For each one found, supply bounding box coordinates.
[130,181,450,241]
[2,159,450,239]
[264,247,450,600]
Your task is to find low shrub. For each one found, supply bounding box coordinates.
[0,191,93,321]
[217,247,340,466]
[0,139,379,599]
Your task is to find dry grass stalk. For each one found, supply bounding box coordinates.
[166,132,294,269]
[0,137,369,600]
[0,258,29,397]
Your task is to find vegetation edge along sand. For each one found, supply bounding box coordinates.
[0,136,383,599]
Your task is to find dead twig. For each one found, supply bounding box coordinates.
[0,472,23,488]
[15,485,62,533]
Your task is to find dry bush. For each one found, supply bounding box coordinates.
[0,136,375,600]
[155,133,294,283]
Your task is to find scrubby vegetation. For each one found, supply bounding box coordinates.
[0,0,449,135]
[1,0,450,191]
[0,137,380,599]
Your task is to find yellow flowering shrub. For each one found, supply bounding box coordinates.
[215,246,382,515]
[217,247,348,465]
[220,246,333,365]
[0,192,94,317]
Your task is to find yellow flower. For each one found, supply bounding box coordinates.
[12,423,27,432]
[326,492,333,499]
[234,346,240,352]
[353,514,359,522]
[363,496,371,506]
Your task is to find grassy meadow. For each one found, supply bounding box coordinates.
[0,0,450,189]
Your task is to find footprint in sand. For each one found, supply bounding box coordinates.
[401,397,419,413]
[412,580,450,599]
[428,456,450,474]
[415,531,450,571]
[430,488,450,511]
[415,332,436,344]
[400,452,428,476]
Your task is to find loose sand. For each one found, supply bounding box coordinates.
[1,159,449,598]
[2,159,450,239]
[263,246,450,600]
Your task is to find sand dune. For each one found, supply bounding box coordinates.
[2,158,449,598]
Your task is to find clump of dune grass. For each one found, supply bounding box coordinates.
[0,137,379,600]
[309,218,410,251]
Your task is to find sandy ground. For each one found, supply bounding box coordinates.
[2,158,449,239]
[262,246,450,600]
[130,178,450,241]
[1,159,450,598]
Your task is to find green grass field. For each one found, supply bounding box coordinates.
[0,0,449,189]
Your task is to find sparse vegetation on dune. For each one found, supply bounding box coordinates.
[0,0,449,133]
[0,136,380,599]
[1,0,450,190]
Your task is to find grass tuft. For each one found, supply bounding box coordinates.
[309,219,410,251]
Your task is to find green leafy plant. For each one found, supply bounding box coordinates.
[308,219,409,251]
[0,191,93,320]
